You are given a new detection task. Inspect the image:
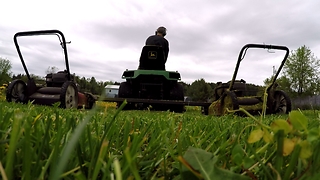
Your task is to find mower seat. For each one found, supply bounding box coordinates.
[138,45,165,70]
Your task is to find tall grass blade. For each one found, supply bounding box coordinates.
[5,111,22,180]
[50,113,92,180]
[0,161,8,180]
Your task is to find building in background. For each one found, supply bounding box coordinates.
[105,85,119,98]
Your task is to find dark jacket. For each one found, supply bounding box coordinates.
[145,35,169,63]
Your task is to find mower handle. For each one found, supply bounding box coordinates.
[13,30,71,81]
[229,43,289,90]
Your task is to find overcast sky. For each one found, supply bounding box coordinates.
[1,0,320,85]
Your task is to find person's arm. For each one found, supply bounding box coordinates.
[164,40,169,63]
[167,41,169,56]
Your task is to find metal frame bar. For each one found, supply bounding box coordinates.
[103,97,211,107]
[229,44,289,90]
[13,29,71,81]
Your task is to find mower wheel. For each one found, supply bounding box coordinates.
[169,83,185,113]
[118,82,133,98]
[86,94,96,109]
[273,90,291,114]
[221,91,239,115]
[6,79,27,103]
[201,106,209,115]
[169,83,184,100]
[118,82,134,109]
[60,81,78,109]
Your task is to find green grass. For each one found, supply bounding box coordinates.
[1,99,320,179]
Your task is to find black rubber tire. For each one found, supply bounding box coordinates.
[169,83,185,113]
[118,82,133,98]
[273,90,292,114]
[60,81,78,109]
[6,79,27,103]
[169,83,184,101]
[86,93,96,109]
[117,82,134,109]
[201,106,209,115]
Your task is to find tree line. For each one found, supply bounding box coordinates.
[0,63,118,95]
[1,45,320,100]
[181,78,264,102]
[9,73,119,95]
[263,45,320,99]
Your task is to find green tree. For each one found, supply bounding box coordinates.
[31,74,46,84]
[89,77,103,95]
[186,78,213,102]
[0,57,12,85]
[12,73,28,82]
[179,81,190,95]
[264,75,293,96]
[282,45,320,97]
[245,83,264,96]
[79,77,88,91]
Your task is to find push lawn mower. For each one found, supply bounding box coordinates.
[208,43,292,116]
[6,30,96,109]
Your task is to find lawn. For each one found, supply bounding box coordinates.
[0,96,320,179]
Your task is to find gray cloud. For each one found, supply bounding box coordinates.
[1,0,320,85]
